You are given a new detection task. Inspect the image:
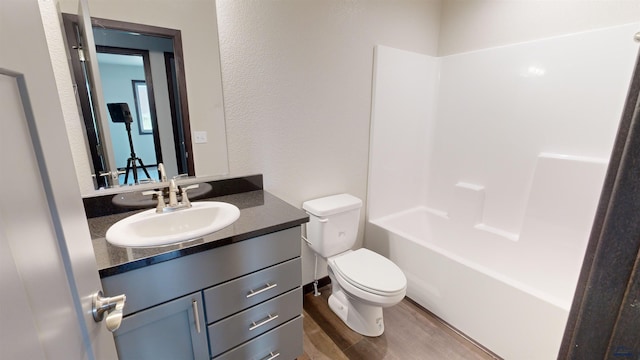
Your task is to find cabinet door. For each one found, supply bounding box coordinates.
[114,292,208,360]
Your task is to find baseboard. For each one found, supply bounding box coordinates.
[302,276,331,294]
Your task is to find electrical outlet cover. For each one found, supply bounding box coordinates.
[194,131,208,144]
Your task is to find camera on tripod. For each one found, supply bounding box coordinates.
[107,102,134,124]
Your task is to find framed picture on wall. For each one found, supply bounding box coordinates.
[132,80,152,134]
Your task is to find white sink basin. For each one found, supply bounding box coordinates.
[105,201,240,247]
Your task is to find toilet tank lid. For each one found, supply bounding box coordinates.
[302,193,362,217]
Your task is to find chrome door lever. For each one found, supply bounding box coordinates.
[92,290,126,332]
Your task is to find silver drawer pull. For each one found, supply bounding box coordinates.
[260,351,280,360]
[249,313,279,331]
[246,283,278,298]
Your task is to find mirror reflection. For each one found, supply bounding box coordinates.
[97,28,192,185]
[63,15,193,187]
[58,0,229,194]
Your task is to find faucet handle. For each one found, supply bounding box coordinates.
[167,179,180,207]
[157,163,167,182]
[180,184,199,207]
[182,184,199,191]
[99,170,125,187]
[142,190,166,213]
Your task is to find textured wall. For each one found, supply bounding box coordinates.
[216,0,441,284]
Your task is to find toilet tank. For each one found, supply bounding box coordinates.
[302,194,362,258]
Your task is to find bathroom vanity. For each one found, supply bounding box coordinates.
[85,175,308,359]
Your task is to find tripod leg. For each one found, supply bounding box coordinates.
[131,157,139,184]
[124,158,132,184]
[136,158,152,180]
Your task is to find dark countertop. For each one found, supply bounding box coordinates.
[89,190,309,278]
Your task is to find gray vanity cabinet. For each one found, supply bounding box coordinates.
[101,226,303,360]
[113,292,209,360]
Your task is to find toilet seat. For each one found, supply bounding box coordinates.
[332,249,406,297]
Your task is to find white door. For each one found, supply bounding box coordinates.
[0,0,118,359]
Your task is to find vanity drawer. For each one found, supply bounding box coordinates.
[204,257,301,323]
[208,287,302,357]
[102,227,301,316]
[213,316,303,360]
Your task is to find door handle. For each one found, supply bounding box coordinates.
[92,290,126,332]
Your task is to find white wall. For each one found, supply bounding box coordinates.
[438,0,640,55]
[427,23,638,235]
[216,0,442,284]
[368,46,440,220]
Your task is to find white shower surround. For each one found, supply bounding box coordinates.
[366,24,639,359]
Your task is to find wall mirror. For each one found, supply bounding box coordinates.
[58,0,229,193]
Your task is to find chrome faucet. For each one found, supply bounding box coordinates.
[143,180,200,213]
[157,163,168,182]
[168,179,179,207]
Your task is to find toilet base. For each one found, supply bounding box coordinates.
[328,288,385,337]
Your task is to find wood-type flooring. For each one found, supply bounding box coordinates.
[299,285,499,360]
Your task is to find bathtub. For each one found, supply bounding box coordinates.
[366,24,633,359]
[367,206,574,360]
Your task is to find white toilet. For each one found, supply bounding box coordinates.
[303,193,407,337]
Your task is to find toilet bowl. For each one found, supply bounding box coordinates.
[302,194,407,337]
[326,248,407,336]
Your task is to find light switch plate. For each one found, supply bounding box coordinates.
[194,131,208,144]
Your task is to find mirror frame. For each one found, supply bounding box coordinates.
[62,13,195,188]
